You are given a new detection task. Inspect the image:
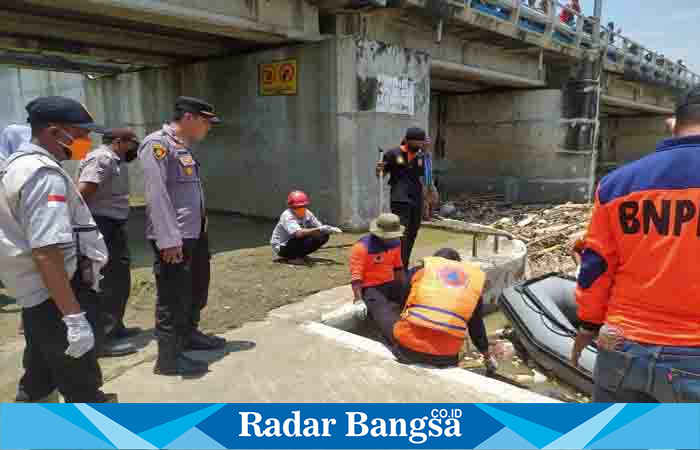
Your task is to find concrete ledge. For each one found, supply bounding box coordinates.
[303,322,558,403]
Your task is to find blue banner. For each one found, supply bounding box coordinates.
[1,403,699,449]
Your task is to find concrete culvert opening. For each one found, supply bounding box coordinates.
[316,225,591,403]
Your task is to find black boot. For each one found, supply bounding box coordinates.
[186,329,226,350]
[154,336,209,376]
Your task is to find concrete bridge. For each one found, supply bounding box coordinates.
[0,0,695,228]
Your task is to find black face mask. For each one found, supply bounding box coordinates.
[124,144,139,163]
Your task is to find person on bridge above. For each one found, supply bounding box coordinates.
[351,213,406,345]
[78,128,141,358]
[271,190,342,265]
[559,0,581,27]
[571,87,700,403]
[377,127,427,268]
[393,248,496,371]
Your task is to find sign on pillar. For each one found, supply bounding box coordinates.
[259,59,298,96]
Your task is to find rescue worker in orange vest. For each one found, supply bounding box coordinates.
[393,248,496,370]
[350,213,406,344]
[571,88,700,402]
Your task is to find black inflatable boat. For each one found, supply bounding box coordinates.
[498,273,597,395]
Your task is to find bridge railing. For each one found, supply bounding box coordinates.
[463,0,698,90]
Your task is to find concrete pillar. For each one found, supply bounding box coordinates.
[439,89,590,203]
[336,37,431,230]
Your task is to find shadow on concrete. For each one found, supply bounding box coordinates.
[128,209,274,269]
[307,257,344,267]
[184,340,257,365]
[0,295,19,314]
[273,257,344,267]
[123,329,156,352]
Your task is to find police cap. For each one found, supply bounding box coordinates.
[405,127,426,141]
[25,96,105,133]
[175,96,221,124]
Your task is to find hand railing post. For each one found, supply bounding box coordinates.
[574,12,583,47]
[512,0,521,26]
[546,0,556,39]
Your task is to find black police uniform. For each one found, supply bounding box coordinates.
[383,141,424,268]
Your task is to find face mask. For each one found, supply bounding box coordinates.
[293,208,307,218]
[124,142,139,163]
[57,129,92,161]
[125,147,138,163]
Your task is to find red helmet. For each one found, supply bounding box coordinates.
[287,190,310,208]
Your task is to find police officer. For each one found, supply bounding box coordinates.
[77,128,141,358]
[376,127,426,267]
[140,96,224,376]
[0,96,116,403]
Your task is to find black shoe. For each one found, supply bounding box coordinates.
[112,326,142,340]
[96,391,119,403]
[186,329,226,350]
[14,388,30,403]
[98,341,139,358]
[154,354,209,376]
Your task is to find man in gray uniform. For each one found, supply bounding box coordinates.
[140,96,224,377]
[78,128,140,357]
[0,124,31,163]
[0,96,116,403]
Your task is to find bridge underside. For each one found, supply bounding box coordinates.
[0,0,321,73]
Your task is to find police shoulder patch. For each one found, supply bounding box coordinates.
[152,143,167,160]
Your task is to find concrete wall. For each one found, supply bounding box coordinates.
[0,67,84,131]
[606,74,677,109]
[332,14,541,81]
[87,37,429,228]
[87,41,339,222]
[440,89,590,203]
[336,37,431,229]
[601,116,668,167]
[0,67,86,175]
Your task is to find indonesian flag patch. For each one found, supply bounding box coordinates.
[47,194,66,207]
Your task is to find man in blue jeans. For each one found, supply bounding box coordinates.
[571,88,700,403]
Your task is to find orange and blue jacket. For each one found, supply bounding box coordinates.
[350,235,403,288]
[393,259,489,356]
[576,135,700,347]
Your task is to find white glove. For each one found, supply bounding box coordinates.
[62,312,95,359]
[320,225,343,234]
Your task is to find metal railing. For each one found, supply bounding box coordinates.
[459,0,698,90]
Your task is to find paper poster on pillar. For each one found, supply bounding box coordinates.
[376,74,415,115]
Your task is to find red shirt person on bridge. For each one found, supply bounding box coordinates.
[559,0,581,26]
[572,87,700,403]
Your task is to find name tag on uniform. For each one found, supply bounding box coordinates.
[178,154,195,176]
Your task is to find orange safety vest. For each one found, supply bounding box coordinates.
[401,257,485,339]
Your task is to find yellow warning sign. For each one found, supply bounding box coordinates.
[259,59,298,96]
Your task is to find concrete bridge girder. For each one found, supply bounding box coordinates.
[20,0,322,42]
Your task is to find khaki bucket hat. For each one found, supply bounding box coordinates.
[370,213,405,239]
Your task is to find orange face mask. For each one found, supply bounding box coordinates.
[293,208,307,218]
[67,137,92,161]
[57,129,92,161]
